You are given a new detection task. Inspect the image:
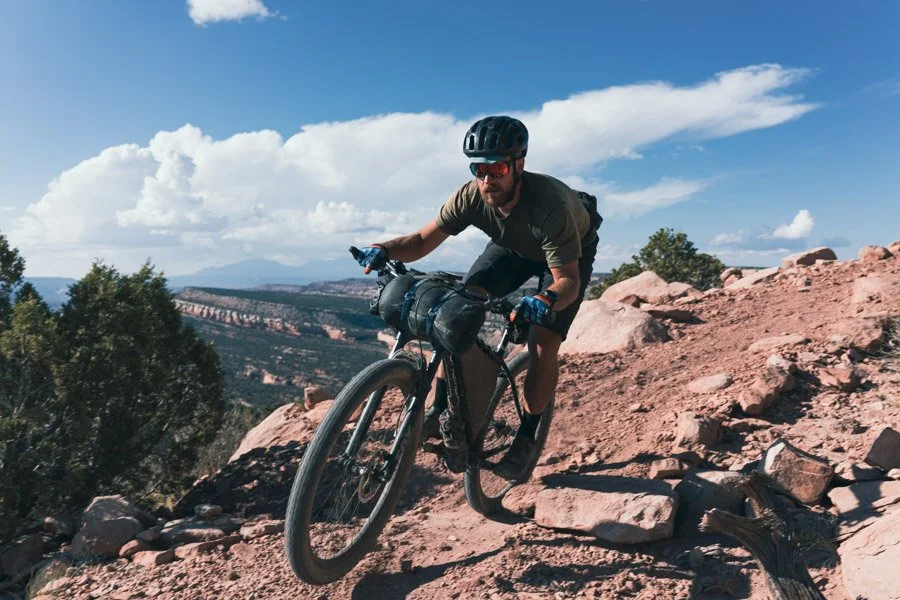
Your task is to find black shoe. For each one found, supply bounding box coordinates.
[493,434,538,482]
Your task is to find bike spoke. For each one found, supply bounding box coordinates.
[305,385,412,561]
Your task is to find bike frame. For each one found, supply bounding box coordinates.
[343,318,524,483]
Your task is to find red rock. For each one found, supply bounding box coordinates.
[781,247,837,267]
[859,245,892,261]
[758,439,833,504]
[131,549,175,568]
[675,413,722,448]
[866,427,900,471]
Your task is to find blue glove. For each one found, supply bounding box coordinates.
[355,245,388,273]
[511,293,555,325]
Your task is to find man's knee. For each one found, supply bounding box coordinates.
[528,327,562,365]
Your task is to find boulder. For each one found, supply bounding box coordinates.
[303,386,333,409]
[674,470,747,534]
[720,267,742,283]
[687,373,733,394]
[119,539,153,558]
[600,271,673,305]
[72,518,143,558]
[239,520,284,539]
[781,247,837,268]
[758,440,832,504]
[675,413,722,448]
[1,533,44,577]
[840,507,900,600]
[738,365,794,415]
[560,300,670,355]
[136,525,163,542]
[747,334,808,354]
[131,549,175,569]
[534,483,677,543]
[230,400,333,462]
[887,240,900,256]
[725,267,780,289]
[866,427,900,471]
[818,366,863,392]
[858,245,892,261]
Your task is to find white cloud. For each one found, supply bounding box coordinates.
[710,209,815,254]
[10,64,819,277]
[187,0,273,25]
[768,209,814,239]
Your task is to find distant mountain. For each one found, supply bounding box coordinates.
[166,258,360,291]
[25,277,77,308]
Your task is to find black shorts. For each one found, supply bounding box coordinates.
[462,241,597,340]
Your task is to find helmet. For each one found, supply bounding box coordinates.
[463,116,528,162]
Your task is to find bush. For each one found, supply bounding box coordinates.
[589,228,725,299]
[0,234,225,542]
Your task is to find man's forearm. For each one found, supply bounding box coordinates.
[376,233,430,263]
[546,275,579,310]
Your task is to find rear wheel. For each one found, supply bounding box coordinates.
[284,358,423,584]
[464,350,554,516]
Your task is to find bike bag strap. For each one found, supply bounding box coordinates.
[399,279,427,323]
[424,289,458,342]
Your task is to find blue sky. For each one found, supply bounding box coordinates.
[1,0,898,277]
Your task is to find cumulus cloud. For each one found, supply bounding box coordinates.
[710,210,815,255]
[765,209,814,240]
[187,0,273,25]
[10,64,819,276]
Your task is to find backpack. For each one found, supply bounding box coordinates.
[576,190,604,231]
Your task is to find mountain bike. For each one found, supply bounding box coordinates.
[283,248,556,584]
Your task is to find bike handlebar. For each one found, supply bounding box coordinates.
[349,246,555,327]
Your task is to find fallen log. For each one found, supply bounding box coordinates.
[699,471,825,600]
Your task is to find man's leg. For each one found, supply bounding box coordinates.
[523,326,562,415]
[423,242,538,439]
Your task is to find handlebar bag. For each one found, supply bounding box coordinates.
[375,275,487,354]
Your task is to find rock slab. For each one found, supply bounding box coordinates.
[534,486,677,543]
[866,427,900,471]
[839,506,900,600]
[758,439,833,504]
[561,300,670,355]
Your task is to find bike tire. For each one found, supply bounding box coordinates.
[284,358,423,584]
[464,350,555,516]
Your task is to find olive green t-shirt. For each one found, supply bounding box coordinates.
[435,171,596,268]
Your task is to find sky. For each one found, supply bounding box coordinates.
[1,0,898,279]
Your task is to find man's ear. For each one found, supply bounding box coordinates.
[516,157,525,174]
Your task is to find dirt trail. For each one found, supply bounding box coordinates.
[58,256,900,599]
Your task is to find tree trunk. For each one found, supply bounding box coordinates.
[699,471,825,600]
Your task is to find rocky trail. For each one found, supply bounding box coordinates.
[7,242,900,600]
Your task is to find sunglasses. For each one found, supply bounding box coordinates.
[470,161,512,179]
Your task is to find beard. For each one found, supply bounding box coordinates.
[482,184,516,209]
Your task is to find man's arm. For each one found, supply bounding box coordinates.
[544,261,580,310]
[374,220,450,263]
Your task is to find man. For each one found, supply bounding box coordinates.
[355,115,599,480]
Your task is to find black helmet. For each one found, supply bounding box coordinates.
[463,116,528,162]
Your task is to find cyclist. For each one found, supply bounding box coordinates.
[355,115,600,481]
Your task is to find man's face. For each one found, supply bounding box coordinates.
[472,158,523,209]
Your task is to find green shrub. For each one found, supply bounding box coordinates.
[588,227,726,299]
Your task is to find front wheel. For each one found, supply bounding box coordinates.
[284,358,423,584]
[464,350,555,516]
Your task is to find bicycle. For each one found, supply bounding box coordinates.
[283,247,556,584]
